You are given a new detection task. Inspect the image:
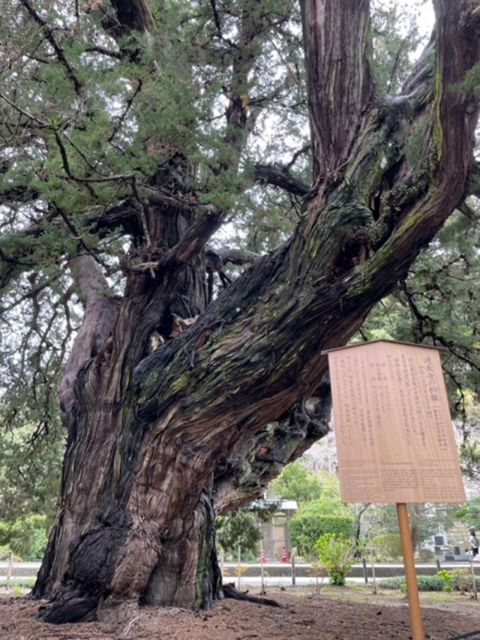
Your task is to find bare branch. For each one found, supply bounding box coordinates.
[254,163,310,196]
[458,201,479,221]
[400,34,435,103]
[209,247,262,267]
[163,207,223,269]
[209,0,239,50]
[84,46,123,60]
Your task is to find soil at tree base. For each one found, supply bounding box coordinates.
[1,590,479,639]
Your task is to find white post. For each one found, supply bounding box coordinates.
[7,551,13,582]
[237,545,242,590]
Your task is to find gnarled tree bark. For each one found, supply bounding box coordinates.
[25,0,480,624]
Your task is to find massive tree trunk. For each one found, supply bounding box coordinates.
[29,0,479,623]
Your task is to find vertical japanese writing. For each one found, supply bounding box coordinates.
[423,355,448,450]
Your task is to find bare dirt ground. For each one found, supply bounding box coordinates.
[1,587,479,640]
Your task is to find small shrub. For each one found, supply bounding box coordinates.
[0,578,36,589]
[315,533,355,586]
[290,500,354,558]
[380,577,404,590]
[452,569,480,593]
[216,511,261,557]
[380,575,444,591]
[437,570,454,592]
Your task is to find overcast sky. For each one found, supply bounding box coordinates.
[401,0,435,35]
[413,0,435,33]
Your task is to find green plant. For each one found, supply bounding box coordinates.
[0,578,36,588]
[270,462,323,504]
[0,544,12,560]
[291,499,354,558]
[315,533,355,586]
[4,515,49,560]
[437,569,454,592]
[380,575,444,591]
[216,511,261,557]
[452,569,478,594]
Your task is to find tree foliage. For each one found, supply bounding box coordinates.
[0,514,49,560]
[270,461,323,504]
[216,510,262,556]
[290,499,355,558]
[456,496,480,530]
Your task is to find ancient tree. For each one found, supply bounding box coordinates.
[1,0,479,623]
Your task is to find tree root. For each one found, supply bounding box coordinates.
[222,583,282,607]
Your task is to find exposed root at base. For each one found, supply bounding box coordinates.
[222,583,281,607]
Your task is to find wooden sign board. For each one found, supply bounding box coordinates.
[326,340,466,504]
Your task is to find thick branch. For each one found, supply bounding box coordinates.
[433,1,480,187]
[400,35,435,103]
[254,164,310,196]
[300,0,375,183]
[59,256,119,419]
[0,185,40,205]
[214,380,331,514]
[211,247,262,267]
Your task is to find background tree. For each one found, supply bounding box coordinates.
[290,498,355,559]
[272,465,354,557]
[0,0,479,624]
[456,495,480,530]
[216,510,262,559]
[363,502,458,556]
[270,461,323,504]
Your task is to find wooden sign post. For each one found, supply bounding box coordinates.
[396,503,425,639]
[323,340,466,640]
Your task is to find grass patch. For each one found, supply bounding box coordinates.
[0,578,35,588]
[380,575,443,591]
